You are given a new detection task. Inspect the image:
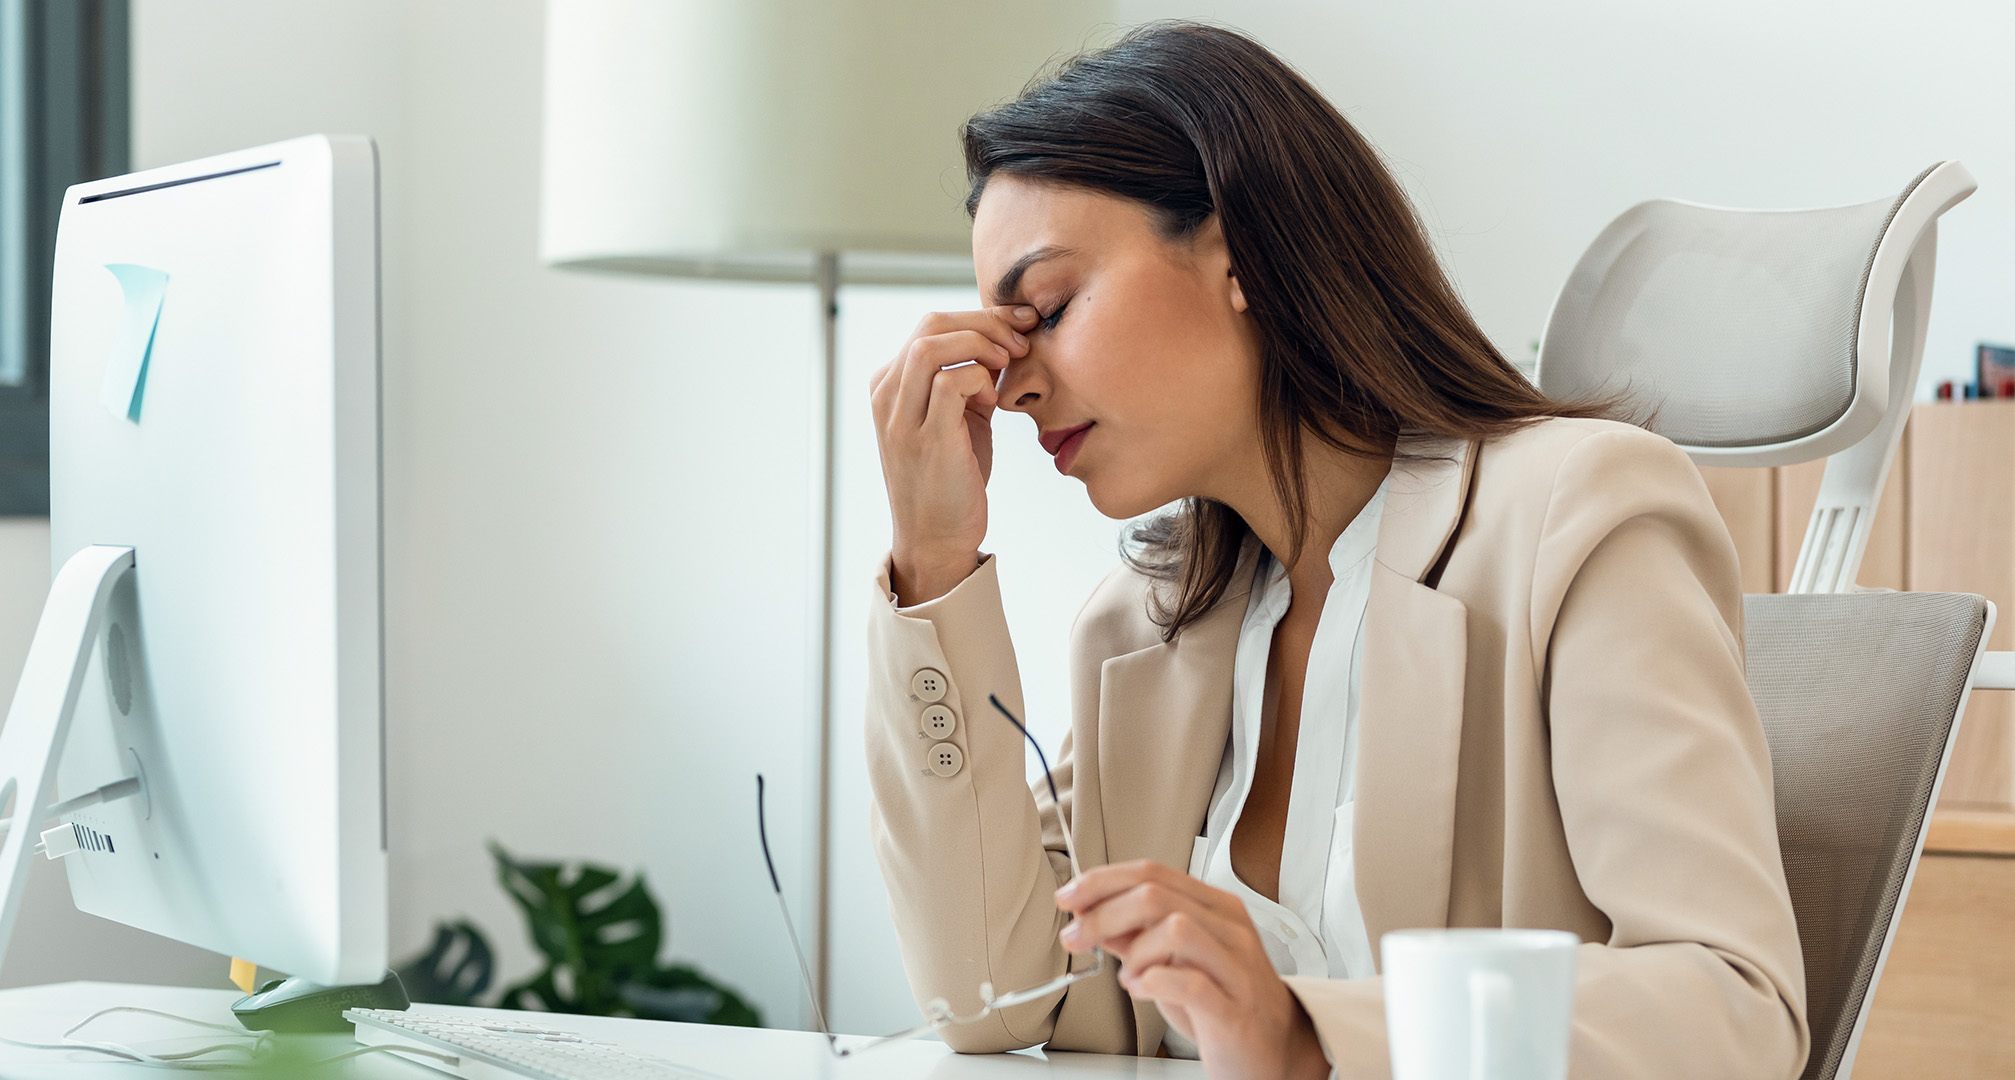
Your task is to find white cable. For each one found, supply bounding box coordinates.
[0,1003,460,1072]
[45,776,144,820]
[52,1006,265,1069]
[0,1031,258,1067]
[0,1031,460,1071]
[0,775,144,834]
[65,1005,251,1039]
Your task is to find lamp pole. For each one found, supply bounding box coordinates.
[806,251,841,1026]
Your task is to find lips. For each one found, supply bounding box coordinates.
[1040,422,1094,474]
[1039,422,1094,457]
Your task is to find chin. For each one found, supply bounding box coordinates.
[1080,470,1176,522]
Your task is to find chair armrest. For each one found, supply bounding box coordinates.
[1971,650,2015,691]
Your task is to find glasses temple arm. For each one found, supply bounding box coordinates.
[988,694,1083,880]
[756,775,840,1047]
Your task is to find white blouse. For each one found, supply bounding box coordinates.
[1162,476,1386,1060]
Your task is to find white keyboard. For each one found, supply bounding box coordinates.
[345,1008,722,1080]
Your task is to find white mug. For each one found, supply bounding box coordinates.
[1381,928,1578,1080]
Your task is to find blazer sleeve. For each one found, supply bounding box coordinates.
[1289,428,1809,1080]
[863,552,1083,1052]
[1529,428,1809,1079]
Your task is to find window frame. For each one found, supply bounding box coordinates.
[0,0,128,515]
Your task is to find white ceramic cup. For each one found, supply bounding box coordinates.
[1381,928,1579,1080]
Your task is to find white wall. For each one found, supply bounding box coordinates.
[7,0,2012,1043]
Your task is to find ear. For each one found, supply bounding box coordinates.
[1194,214,1248,314]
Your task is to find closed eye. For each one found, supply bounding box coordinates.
[1037,300,1070,332]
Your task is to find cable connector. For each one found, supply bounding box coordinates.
[39,824,81,860]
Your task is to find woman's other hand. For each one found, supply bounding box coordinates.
[870,305,1040,605]
[1055,859,1330,1080]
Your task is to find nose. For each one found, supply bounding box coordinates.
[996,348,1049,414]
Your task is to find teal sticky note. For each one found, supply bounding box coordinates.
[100,264,169,423]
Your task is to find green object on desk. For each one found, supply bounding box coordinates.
[391,844,761,1028]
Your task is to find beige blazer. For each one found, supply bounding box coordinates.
[864,417,1808,1079]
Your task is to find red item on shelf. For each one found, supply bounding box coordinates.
[1938,380,1956,400]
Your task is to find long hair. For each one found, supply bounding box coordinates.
[962,22,1611,640]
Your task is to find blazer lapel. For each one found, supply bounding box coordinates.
[1355,438,1478,961]
[1094,578,1245,873]
[1094,550,1249,1056]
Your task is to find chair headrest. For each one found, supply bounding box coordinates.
[1537,165,1940,452]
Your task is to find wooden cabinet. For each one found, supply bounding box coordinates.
[1908,404,2015,810]
[1697,466,1779,596]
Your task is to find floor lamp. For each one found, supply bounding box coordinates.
[536,0,1110,1029]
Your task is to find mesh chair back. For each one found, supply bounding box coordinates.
[1541,167,1934,449]
[1744,591,1986,1080]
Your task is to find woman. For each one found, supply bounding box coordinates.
[864,22,1806,1080]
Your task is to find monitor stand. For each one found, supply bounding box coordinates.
[0,544,143,975]
[0,544,405,1030]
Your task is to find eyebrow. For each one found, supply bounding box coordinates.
[989,245,1075,306]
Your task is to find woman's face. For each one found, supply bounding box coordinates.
[971,177,1263,519]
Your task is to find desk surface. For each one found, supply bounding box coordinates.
[0,982,1204,1078]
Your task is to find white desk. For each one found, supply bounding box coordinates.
[0,983,1205,1078]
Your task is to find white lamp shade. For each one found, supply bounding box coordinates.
[540,0,1116,284]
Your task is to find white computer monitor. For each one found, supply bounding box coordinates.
[0,134,385,987]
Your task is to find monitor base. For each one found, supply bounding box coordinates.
[232,969,410,1032]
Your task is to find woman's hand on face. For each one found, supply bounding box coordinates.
[1055,860,1330,1080]
[870,305,1040,605]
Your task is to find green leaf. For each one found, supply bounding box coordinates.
[489,841,664,1015]
[486,841,762,1027]
[393,919,494,1006]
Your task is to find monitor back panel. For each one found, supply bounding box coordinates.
[44,135,384,985]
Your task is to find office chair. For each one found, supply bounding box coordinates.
[1536,162,1994,1080]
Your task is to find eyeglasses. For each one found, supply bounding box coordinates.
[756,693,1106,1057]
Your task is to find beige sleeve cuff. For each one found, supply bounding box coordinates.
[885,551,991,611]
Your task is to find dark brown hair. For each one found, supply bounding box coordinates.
[962,22,1610,639]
